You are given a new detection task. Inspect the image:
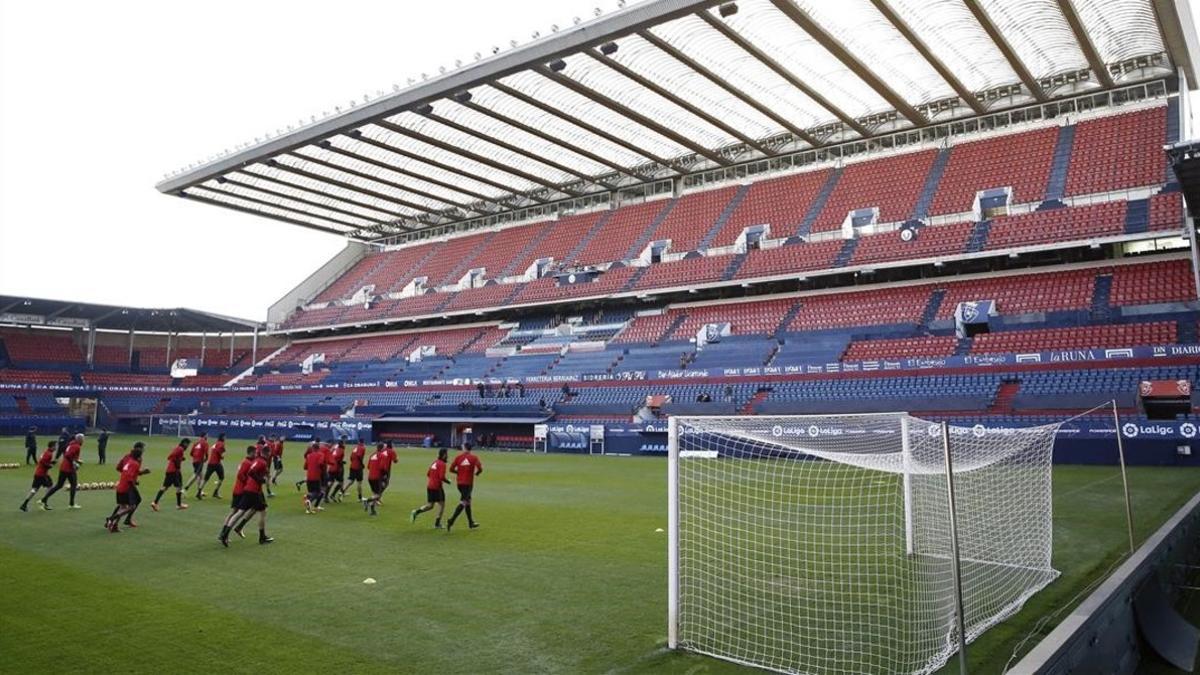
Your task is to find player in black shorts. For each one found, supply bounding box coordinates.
[410,448,450,528]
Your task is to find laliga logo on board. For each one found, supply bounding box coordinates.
[771,425,783,438]
[1182,423,1197,439]
[973,424,986,438]
[928,424,940,437]
[807,425,820,438]
[1122,423,1139,438]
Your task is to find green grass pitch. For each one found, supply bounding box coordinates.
[0,434,1197,674]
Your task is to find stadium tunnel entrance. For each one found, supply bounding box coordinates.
[371,415,550,451]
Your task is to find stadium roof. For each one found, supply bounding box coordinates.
[158,0,1200,241]
[0,296,261,333]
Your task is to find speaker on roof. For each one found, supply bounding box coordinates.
[899,225,917,242]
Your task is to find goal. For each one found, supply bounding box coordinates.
[667,413,1060,675]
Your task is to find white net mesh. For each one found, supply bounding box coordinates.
[669,413,1060,675]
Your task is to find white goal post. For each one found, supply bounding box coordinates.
[667,413,1061,675]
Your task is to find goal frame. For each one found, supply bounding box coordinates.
[666,412,971,672]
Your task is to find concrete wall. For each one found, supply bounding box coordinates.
[266,241,369,326]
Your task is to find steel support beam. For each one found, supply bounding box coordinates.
[696,11,874,136]
[867,0,987,114]
[190,185,370,230]
[237,168,408,220]
[962,0,1047,102]
[421,109,608,186]
[178,190,354,237]
[585,47,774,155]
[1054,0,1114,88]
[375,119,583,196]
[1152,0,1200,85]
[288,150,471,212]
[770,0,927,125]
[315,141,498,211]
[455,97,649,180]
[218,175,389,224]
[345,130,529,205]
[636,28,822,147]
[486,80,676,169]
[535,65,731,166]
[268,158,442,218]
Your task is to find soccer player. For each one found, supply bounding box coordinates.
[410,447,450,528]
[218,447,273,546]
[55,427,70,459]
[183,432,210,492]
[269,435,284,486]
[151,438,190,511]
[445,443,483,532]
[113,448,145,528]
[196,432,227,500]
[19,441,56,511]
[24,427,37,465]
[97,428,109,465]
[327,438,347,502]
[41,434,84,510]
[378,440,398,500]
[295,440,319,491]
[343,438,367,502]
[361,443,389,517]
[303,442,327,514]
[224,447,257,538]
[105,443,150,533]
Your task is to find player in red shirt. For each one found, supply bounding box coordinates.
[219,446,274,546]
[19,441,57,512]
[294,440,319,492]
[327,437,347,502]
[196,432,227,500]
[410,447,451,528]
[361,443,392,517]
[110,448,145,527]
[105,443,151,533]
[446,443,483,532]
[152,438,190,511]
[343,439,368,502]
[303,442,328,514]
[223,447,258,538]
[41,434,85,510]
[269,435,285,487]
[183,432,210,493]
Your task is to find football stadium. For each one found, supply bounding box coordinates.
[5,0,1200,672]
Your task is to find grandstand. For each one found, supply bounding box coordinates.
[3,0,1200,671]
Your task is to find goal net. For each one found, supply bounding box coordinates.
[668,413,1060,675]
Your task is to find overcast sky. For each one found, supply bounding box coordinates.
[0,0,617,320]
[1,1,1197,321]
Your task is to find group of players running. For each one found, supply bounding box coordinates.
[17,430,485,547]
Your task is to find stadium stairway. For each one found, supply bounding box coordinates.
[740,388,771,414]
[696,185,751,250]
[1124,198,1150,234]
[721,253,748,280]
[774,301,804,335]
[622,199,678,259]
[833,238,859,267]
[966,219,992,253]
[1179,319,1198,344]
[562,211,616,266]
[919,289,947,328]
[386,243,445,293]
[912,147,952,220]
[988,380,1021,414]
[498,221,556,277]
[1043,124,1076,201]
[953,336,972,356]
[797,168,843,238]
[661,313,690,342]
[620,266,650,292]
[1091,274,1114,322]
[438,231,499,287]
